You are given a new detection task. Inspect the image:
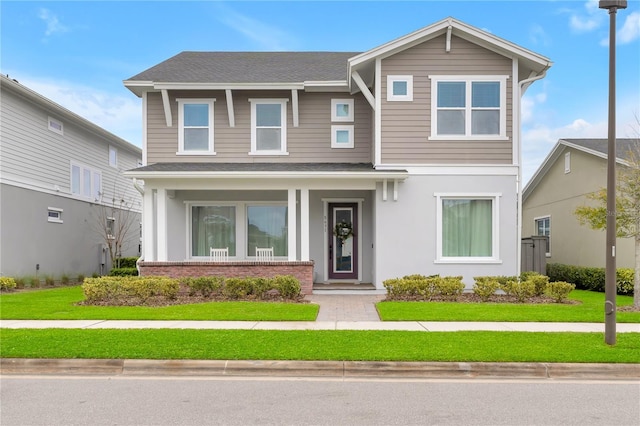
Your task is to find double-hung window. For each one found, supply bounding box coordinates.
[535,216,551,256]
[177,98,215,154]
[436,193,500,263]
[71,162,101,201]
[249,99,288,155]
[430,76,507,139]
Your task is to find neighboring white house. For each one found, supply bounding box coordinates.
[123,17,552,293]
[0,74,142,279]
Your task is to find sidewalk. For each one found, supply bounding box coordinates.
[1,319,639,332]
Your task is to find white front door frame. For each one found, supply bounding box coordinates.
[322,198,364,282]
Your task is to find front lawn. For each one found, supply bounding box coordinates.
[377,290,640,323]
[1,329,638,363]
[0,286,318,321]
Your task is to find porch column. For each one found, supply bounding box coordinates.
[142,189,155,262]
[288,189,297,261]
[156,188,168,261]
[300,188,310,261]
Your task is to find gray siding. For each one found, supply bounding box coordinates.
[146,91,372,164]
[380,34,514,164]
[0,85,142,209]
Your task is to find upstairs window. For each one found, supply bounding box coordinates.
[177,98,215,154]
[331,99,354,122]
[109,146,118,168]
[249,99,288,155]
[387,75,413,101]
[48,117,63,135]
[430,76,507,140]
[71,162,101,201]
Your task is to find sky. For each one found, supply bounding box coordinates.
[2,0,639,183]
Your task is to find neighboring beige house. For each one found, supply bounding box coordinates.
[123,17,552,294]
[522,138,638,270]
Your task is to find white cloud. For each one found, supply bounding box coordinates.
[38,8,69,37]
[619,12,640,44]
[529,24,552,46]
[213,4,296,50]
[568,0,604,33]
[15,75,141,147]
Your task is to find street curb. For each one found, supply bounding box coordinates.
[2,358,639,380]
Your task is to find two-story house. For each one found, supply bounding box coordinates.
[0,74,142,280]
[123,17,551,294]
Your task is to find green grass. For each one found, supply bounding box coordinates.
[1,329,638,363]
[0,286,318,321]
[377,290,640,323]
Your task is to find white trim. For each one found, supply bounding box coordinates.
[47,207,63,224]
[288,189,297,261]
[331,125,354,148]
[350,71,375,109]
[142,92,148,165]
[70,161,102,201]
[143,189,155,261]
[386,75,413,101]
[154,82,304,91]
[186,202,238,260]
[434,193,501,264]
[564,152,571,174]
[331,98,354,122]
[156,188,168,261]
[109,145,118,168]
[177,98,216,155]
[300,189,310,261]
[249,98,289,155]
[374,58,382,166]
[321,198,364,283]
[225,89,235,128]
[47,116,63,135]
[428,75,508,140]
[292,89,299,127]
[511,59,519,166]
[161,89,172,127]
[375,164,518,176]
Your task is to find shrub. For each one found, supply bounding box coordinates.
[503,279,536,303]
[0,277,17,291]
[13,277,25,289]
[383,276,438,300]
[82,276,179,304]
[473,277,500,302]
[383,278,405,299]
[249,277,274,299]
[545,281,576,303]
[28,276,40,288]
[116,257,139,268]
[61,274,70,285]
[109,267,139,277]
[44,275,55,286]
[546,263,634,295]
[222,278,252,300]
[435,276,465,301]
[272,275,301,299]
[77,274,85,284]
[186,276,223,297]
[523,273,549,296]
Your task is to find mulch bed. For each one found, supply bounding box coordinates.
[384,293,580,304]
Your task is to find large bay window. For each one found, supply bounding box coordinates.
[249,99,288,155]
[177,98,215,154]
[247,205,288,257]
[429,76,507,140]
[191,206,236,256]
[189,203,288,258]
[436,193,500,262]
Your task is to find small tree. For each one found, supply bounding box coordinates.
[91,179,140,271]
[574,140,640,307]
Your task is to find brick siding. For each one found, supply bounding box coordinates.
[139,261,315,295]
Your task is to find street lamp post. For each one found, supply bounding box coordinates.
[599,0,626,346]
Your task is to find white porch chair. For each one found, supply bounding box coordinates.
[209,247,229,262]
[255,247,274,261]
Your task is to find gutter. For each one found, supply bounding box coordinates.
[516,68,549,276]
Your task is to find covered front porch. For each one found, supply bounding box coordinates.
[126,163,407,294]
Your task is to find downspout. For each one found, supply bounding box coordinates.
[132,178,145,274]
[516,68,549,277]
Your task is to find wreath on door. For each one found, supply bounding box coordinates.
[333,220,354,242]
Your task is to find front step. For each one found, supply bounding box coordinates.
[312,282,376,291]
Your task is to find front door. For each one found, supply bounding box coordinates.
[328,203,358,280]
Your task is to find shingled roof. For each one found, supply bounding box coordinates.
[561,139,639,162]
[126,51,361,84]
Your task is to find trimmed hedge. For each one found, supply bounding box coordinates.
[383,275,464,301]
[0,277,17,291]
[546,263,634,295]
[109,267,138,277]
[82,276,179,304]
[115,257,139,268]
